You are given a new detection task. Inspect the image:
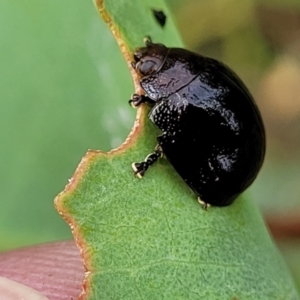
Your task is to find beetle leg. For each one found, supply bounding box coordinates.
[132,146,163,178]
[129,94,155,108]
[128,94,146,107]
[197,197,211,210]
[143,36,153,46]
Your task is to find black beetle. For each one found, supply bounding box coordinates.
[129,39,265,207]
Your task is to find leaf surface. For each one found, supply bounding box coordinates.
[55,0,299,299]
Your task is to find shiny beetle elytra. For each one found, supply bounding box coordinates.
[129,39,265,208]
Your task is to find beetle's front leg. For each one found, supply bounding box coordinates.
[132,145,163,178]
[128,94,155,108]
[128,94,147,108]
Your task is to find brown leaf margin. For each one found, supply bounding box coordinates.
[54,1,145,298]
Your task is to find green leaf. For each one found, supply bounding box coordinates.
[55,0,299,299]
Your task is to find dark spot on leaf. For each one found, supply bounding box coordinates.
[152,9,167,27]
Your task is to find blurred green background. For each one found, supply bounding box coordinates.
[1,0,300,291]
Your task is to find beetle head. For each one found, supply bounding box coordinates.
[132,41,168,77]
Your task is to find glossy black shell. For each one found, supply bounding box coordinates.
[133,42,266,206]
